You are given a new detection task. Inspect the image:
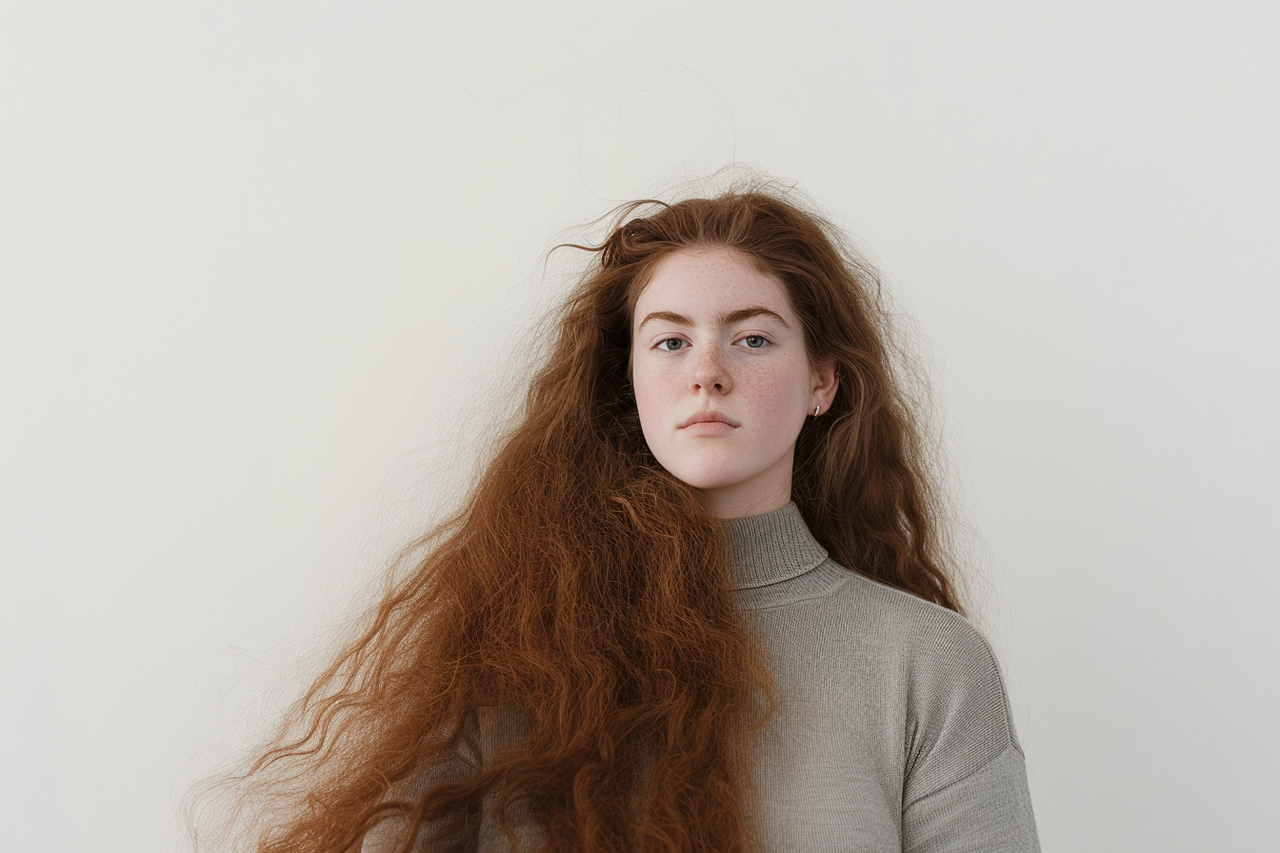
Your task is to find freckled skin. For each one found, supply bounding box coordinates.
[630,247,838,519]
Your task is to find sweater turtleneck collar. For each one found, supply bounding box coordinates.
[720,502,830,591]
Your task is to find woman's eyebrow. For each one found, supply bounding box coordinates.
[636,307,790,330]
[637,310,693,330]
[719,307,790,328]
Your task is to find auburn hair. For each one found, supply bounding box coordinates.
[197,183,960,853]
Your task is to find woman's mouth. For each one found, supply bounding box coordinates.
[679,410,739,435]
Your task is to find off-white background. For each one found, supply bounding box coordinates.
[3,3,1277,851]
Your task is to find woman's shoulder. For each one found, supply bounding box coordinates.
[754,557,1003,677]
[763,558,1017,731]
[818,567,1026,820]
[820,564,1021,744]
[830,567,1024,797]
[831,564,996,660]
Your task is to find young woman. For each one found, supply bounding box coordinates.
[214,185,1039,852]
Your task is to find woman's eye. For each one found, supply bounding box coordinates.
[741,335,767,349]
[656,338,687,352]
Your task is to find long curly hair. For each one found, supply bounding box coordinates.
[196,183,960,853]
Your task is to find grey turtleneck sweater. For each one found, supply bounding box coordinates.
[364,503,1039,852]
[723,502,1039,852]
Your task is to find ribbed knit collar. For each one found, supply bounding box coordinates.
[721,502,830,591]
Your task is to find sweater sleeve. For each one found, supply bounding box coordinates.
[899,613,1040,853]
[359,714,483,853]
[360,708,545,853]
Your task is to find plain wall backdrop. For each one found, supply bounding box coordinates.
[2,2,1277,850]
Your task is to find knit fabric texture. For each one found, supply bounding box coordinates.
[723,502,1040,852]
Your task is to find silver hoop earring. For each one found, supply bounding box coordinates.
[813,405,821,417]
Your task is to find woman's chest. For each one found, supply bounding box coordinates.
[745,607,910,851]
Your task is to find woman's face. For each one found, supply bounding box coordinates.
[630,246,838,519]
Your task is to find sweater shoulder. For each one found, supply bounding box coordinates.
[825,567,1022,796]
[836,570,990,659]
[747,558,991,666]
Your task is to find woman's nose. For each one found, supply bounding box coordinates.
[691,345,732,394]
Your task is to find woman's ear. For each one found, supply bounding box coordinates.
[811,360,839,414]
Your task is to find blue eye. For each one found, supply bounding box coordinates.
[741,335,767,349]
[657,338,687,352]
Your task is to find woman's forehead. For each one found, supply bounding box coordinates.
[633,247,793,321]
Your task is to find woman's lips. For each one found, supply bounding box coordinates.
[679,411,739,436]
[682,421,736,437]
